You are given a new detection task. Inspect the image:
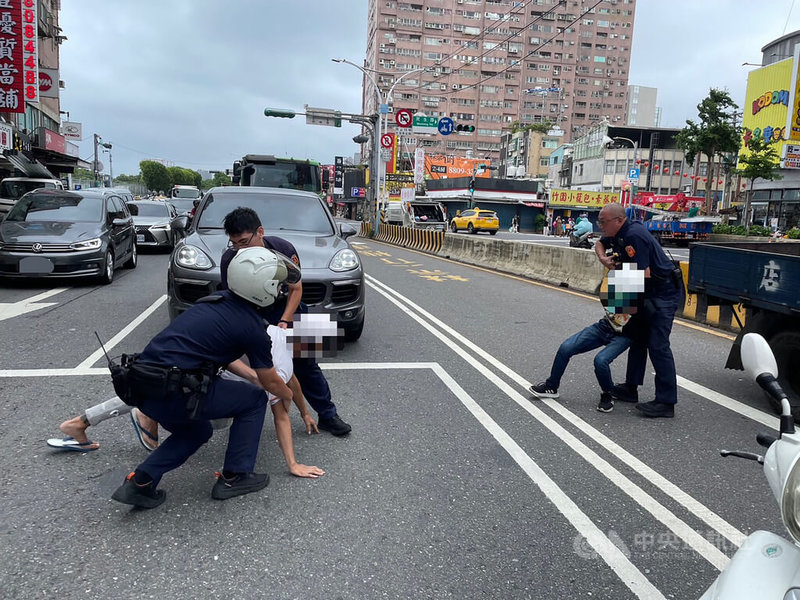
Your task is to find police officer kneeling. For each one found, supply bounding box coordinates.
[111,247,297,508]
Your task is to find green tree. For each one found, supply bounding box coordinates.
[675,88,741,214]
[73,167,94,180]
[201,172,231,189]
[738,136,782,232]
[114,173,141,184]
[139,160,170,193]
[166,166,202,188]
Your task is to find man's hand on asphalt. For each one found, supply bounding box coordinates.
[302,413,320,435]
[290,463,326,478]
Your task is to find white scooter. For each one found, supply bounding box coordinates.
[700,333,800,599]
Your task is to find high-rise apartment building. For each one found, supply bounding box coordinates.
[625,84,659,126]
[364,0,637,162]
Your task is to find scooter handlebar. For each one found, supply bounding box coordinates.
[757,433,778,449]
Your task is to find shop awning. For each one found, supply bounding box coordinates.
[3,150,55,178]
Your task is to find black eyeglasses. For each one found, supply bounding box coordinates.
[227,232,256,249]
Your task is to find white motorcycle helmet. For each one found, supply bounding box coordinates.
[227,247,292,307]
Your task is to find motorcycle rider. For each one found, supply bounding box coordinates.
[571,214,594,247]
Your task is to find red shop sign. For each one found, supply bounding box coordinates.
[0,0,38,113]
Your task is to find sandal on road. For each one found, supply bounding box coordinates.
[47,437,98,452]
[130,408,158,452]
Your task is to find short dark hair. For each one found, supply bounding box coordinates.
[223,207,262,236]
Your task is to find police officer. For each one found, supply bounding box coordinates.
[219,207,352,436]
[111,247,297,508]
[594,203,682,418]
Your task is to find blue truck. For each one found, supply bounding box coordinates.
[646,216,716,246]
[688,241,800,413]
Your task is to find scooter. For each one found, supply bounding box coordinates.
[569,232,595,249]
[700,333,800,599]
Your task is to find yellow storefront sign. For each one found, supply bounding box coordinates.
[740,57,792,158]
[549,189,621,208]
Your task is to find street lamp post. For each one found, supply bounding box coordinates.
[332,59,426,236]
[603,135,637,205]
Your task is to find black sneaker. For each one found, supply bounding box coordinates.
[211,472,270,500]
[610,383,638,403]
[111,472,166,509]
[597,392,614,413]
[318,414,352,436]
[529,382,559,399]
[635,400,675,418]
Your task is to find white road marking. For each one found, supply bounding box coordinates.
[75,294,168,369]
[677,376,779,430]
[0,288,67,321]
[367,273,734,572]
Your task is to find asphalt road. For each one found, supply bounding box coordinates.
[0,241,781,599]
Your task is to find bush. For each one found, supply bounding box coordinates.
[534,213,546,232]
[787,228,800,240]
[712,223,772,237]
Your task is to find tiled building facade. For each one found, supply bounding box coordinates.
[365,0,636,162]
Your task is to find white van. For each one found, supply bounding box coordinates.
[0,177,65,219]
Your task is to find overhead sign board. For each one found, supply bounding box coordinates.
[549,189,621,208]
[305,105,342,128]
[412,113,438,134]
[61,121,82,141]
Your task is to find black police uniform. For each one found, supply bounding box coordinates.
[601,219,682,406]
[133,290,273,487]
[220,236,339,420]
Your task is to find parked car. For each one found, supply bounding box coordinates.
[167,186,365,340]
[450,207,500,234]
[0,189,137,283]
[126,200,186,249]
[0,177,65,220]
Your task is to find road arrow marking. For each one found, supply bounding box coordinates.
[0,288,67,322]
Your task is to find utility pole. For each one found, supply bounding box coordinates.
[93,133,99,187]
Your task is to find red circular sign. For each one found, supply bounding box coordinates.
[39,72,53,91]
[380,134,393,148]
[395,109,412,128]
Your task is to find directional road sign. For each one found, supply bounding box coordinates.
[438,117,454,136]
[304,105,342,128]
[396,109,413,128]
[412,113,439,134]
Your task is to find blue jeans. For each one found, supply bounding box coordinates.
[546,320,632,392]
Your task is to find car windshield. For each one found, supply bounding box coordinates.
[197,192,334,234]
[6,194,103,222]
[127,203,169,217]
[0,180,59,200]
[169,199,195,213]
[248,163,320,192]
[172,188,200,199]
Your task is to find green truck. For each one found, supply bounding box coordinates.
[231,155,327,194]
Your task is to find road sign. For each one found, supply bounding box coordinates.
[379,103,389,115]
[396,109,413,128]
[412,113,439,134]
[380,134,394,148]
[438,117,454,136]
[628,168,640,181]
[304,105,342,128]
[351,187,366,197]
[380,149,393,162]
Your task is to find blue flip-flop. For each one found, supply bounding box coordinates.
[130,408,158,452]
[47,437,98,452]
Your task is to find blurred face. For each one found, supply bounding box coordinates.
[598,210,624,237]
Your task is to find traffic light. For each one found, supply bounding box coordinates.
[456,124,475,132]
[264,107,296,119]
[469,175,475,195]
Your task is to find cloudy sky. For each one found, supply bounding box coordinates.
[58,1,797,177]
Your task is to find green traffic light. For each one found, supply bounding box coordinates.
[264,107,296,119]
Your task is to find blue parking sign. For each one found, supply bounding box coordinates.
[438,117,454,135]
[628,168,640,181]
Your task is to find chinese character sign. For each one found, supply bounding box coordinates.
[548,189,621,208]
[0,0,37,113]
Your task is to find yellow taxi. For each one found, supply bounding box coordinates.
[449,207,500,235]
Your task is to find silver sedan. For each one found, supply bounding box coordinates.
[126,200,186,249]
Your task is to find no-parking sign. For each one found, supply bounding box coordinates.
[395,109,412,128]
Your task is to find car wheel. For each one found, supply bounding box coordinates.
[124,241,137,268]
[450,221,458,233]
[468,223,475,234]
[100,250,114,284]
[343,317,364,342]
[489,230,497,235]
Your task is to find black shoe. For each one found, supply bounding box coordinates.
[610,383,638,404]
[597,392,614,413]
[211,472,270,500]
[111,473,166,509]
[529,382,559,399]
[318,414,352,436]
[635,400,675,418]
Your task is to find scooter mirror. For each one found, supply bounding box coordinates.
[741,333,778,380]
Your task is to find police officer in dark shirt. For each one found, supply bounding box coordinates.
[111,247,296,508]
[219,207,352,436]
[594,203,683,418]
